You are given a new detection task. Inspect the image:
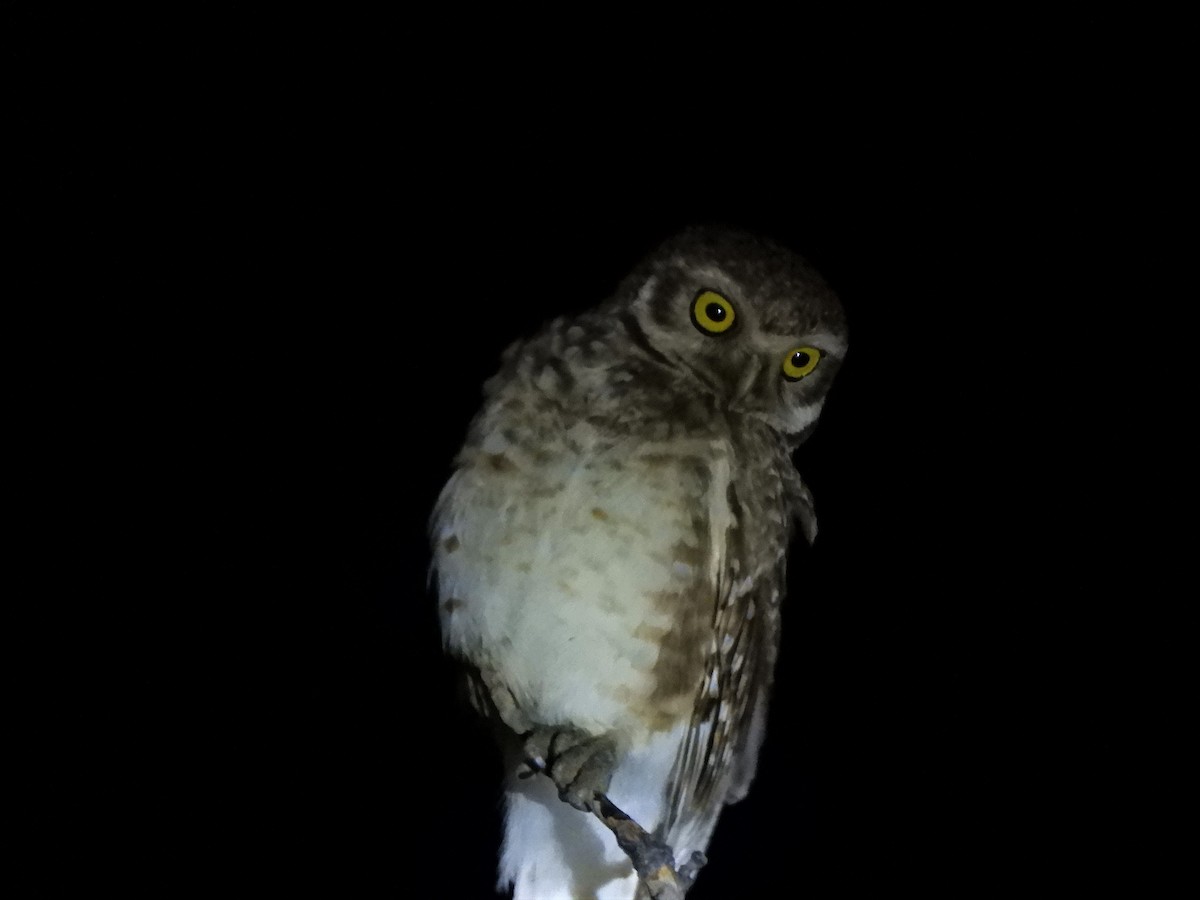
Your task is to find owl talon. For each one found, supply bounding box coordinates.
[522,726,615,812]
[679,850,708,887]
[516,754,546,779]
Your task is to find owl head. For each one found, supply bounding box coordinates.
[606,227,848,446]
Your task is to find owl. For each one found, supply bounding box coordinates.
[430,227,847,899]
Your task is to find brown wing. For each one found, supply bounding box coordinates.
[661,472,795,846]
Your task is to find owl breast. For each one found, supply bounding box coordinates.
[433,419,725,741]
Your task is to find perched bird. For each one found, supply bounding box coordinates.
[430,227,847,899]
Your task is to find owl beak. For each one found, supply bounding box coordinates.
[734,357,762,402]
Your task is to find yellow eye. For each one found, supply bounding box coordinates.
[691,290,736,335]
[782,346,821,381]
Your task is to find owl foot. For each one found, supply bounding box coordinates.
[518,726,616,812]
[678,850,707,888]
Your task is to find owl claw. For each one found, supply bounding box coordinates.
[679,850,708,888]
[516,754,546,779]
[521,726,615,812]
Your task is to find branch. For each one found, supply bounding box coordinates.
[522,743,707,897]
[588,791,706,900]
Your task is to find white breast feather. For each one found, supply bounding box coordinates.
[435,436,715,739]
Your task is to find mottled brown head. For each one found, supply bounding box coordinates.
[603,227,848,446]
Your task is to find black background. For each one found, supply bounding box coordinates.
[19,9,1159,898]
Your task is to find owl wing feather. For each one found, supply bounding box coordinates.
[661,459,799,853]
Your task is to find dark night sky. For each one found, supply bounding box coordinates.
[25,10,1156,898]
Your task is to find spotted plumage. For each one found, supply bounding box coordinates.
[430,227,847,899]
